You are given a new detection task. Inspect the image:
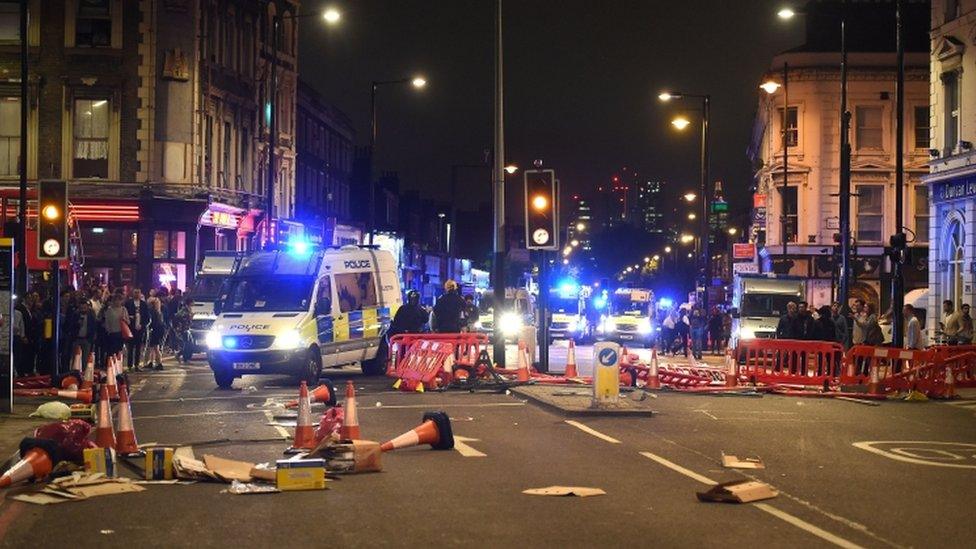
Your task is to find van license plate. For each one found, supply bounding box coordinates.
[233,362,260,370]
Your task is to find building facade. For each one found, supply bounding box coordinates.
[925,0,976,329]
[0,0,299,291]
[748,1,930,311]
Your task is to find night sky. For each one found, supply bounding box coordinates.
[299,0,803,222]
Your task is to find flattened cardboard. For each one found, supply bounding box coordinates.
[10,492,79,505]
[522,486,606,497]
[721,453,766,469]
[66,481,145,498]
[203,455,255,482]
[308,439,382,474]
[696,480,778,503]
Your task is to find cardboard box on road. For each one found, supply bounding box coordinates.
[276,458,326,491]
[696,480,778,503]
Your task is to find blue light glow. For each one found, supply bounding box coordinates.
[223,336,238,349]
[558,279,578,296]
[286,237,311,255]
[593,297,607,309]
[658,297,673,308]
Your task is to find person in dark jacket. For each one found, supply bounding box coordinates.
[124,289,151,371]
[432,280,466,333]
[814,306,837,342]
[708,307,724,354]
[776,302,798,339]
[67,298,98,368]
[796,301,815,340]
[389,290,429,335]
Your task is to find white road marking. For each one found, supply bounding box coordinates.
[133,410,266,420]
[360,402,526,411]
[564,420,621,444]
[638,451,865,549]
[264,409,291,440]
[453,436,486,457]
[135,394,288,404]
[852,441,976,469]
[693,409,718,420]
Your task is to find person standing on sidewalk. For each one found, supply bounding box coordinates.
[145,297,166,370]
[101,295,129,362]
[124,289,150,371]
[904,304,923,351]
[67,298,97,367]
[689,306,706,360]
[831,302,850,350]
[707,307,724,355]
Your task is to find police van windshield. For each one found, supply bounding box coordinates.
[740,293,796,317]
[612,295,646,315]
[191,275,225,301]
[221,275,314,313]
[551,296,580,314]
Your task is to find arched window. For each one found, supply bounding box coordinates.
[944,217,965,308]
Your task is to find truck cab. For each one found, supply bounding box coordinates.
[597,288,655,348]
[185,252,243,360]
[206,244,402,388]
[730,274,804,348]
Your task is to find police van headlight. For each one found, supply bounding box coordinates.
[567,319,579,332]
[275,330,303,350]
[638,319,653,335]
[500,313,522,336]
[474,320,483,329]
[205,330,222,349]
[737,327,756,340]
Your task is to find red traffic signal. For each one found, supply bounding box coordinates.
[524,169,558,250]
[37,180,68,260]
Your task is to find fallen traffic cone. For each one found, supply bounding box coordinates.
[115,383,143,457]
[516,342,531,382]
[0,438,60,488]
[380,411,454,452]
[82,352,96,390]
[724,352,738,388]
[564,340,578,378]
[645,348,661,389]
[339,381,360,440]
[51,388,94,404]
[95,385,116,449]
[285,380,336,408]
[288,381,317,452]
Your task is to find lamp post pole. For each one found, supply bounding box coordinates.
[265,15,279,248]
[781,61,789,258]
[838,3,852,312]
[891,0,906,346]
[17,0,27,294]
[700,95,710,311]
[492,0,507,367]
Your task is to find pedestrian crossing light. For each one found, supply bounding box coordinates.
[37,180,68,260]
[524,169,558,250]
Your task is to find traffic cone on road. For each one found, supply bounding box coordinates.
[867,363,881,396]
[564,340,579,378]
[645,349,661,389]
[82,352,96,390]
[285,380,336,408]
[287,381,317,452]
[95,385,116,449]
[70,347,83,374]
[724,352,738,388]
[115,383,143,457]
[0,438,60,488]
[516,342,531,382]
[339,381,361,440]
[105,356,119,400]
[50,387,93,404]
[380,411,454,452]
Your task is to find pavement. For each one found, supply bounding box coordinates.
[0,344,974,548]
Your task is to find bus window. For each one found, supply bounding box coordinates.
[315,276,333,316]
[335,272,377,313]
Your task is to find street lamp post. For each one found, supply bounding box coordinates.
[368,76,426,245]
[492,0,506,366]
[16,0,27,295]
[891,0,906,346]
[661,92,711,310]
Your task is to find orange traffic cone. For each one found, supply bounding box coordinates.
[115,383,143,457]
[70,346,83,373]
[287,381,317,452]
[50,388,93,404]
[724,351,738,388]
[385,342,399,377]
[516,342,531,382]
[95,385,116,449]
[0,438,60,488]
[867,363,881,396]
[285,380,336,408]
[339,381,361,440]
[645,349,661,389]
[82,352,96,390]
[380,411,454,452]
[564,340,579,378]
[105,356,119,400]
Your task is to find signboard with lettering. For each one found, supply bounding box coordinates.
[733,262,759,274]
[931,178,976,204]
[732,243,756,260]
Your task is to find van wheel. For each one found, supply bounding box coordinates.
[299,349,322,386]
[362,338,389,376]
[214,369,235,389]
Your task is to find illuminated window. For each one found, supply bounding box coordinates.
[856,185,884,243]
[0,97,20,176]
[73,98,109,178]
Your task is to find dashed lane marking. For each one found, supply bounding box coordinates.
[453,436,487,457]
[564,420,621,444]
[133,410,267,420]
[638,451,865,549]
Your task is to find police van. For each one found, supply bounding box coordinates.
[205,245,401,388]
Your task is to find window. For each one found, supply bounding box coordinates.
[240,127,249,189]
[946,0,959,22]
[945,219,965,308]
[0,98,20,176]
[778,186,797,243]
[76,0,112,47]
[914,106,930,150]
[73,98,109,178]
[914,185,929,243]
[153,230,186,260]
[315,276,332,315]
[943,72,960,156]
[856,106,883,149]
[222,121,231,188]
[335,272,377,313]
[856,185,884,243]
[0,2,19,42]
[778,107,798,148]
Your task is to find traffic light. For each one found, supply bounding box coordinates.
[37,180,68,260]
[524,169,558,250]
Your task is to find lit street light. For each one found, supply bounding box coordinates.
[777,7,796,19]
[664,245,672,253]
[575,222,585,231]
[653,254,660,261]
[683,192,697,202]
[671,116,691,130]
[323,7,341,24]
[680,234,695,244]
[759,80,781,94]
[728,227,738,235]
[687,212,696,220]
[644,256,651,262]
[571,239,579,247]
[411,76,427,89]
[504,164,519,174]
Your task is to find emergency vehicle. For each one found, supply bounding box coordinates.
[184,251,243,360]
[596,288,655,347]
[474,287,535,342]
[206,244,402,388]
[548,282,592,343]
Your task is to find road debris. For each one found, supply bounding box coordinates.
[522,486,606,497]
[225,480,280,495]
[276,458,327,491]
[203,454,256,482]
[721,453,765,469]
[696,479,778,503]
[308,439,382,474]
[380,411,454,452]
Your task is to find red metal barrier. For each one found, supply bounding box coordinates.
[734,338,845,387]
[929,346,976,388]
[841,345,936,387]
[387,333,490,391]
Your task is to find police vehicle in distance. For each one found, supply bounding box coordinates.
[206,244,402,388]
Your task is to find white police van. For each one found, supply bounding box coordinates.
[205,245,402,388]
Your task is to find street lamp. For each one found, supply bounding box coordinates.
[265,7,341,247]
[652,254,660,261]
[687,212,696,221]
[683,192,697,202]
[759,80,781,95]
[664,245,672,253]
[575,222,585,231]
[368,75,428,244]
[777,7,796,19]
[728,227,738,235]
[671,117,691,130]
[680,234,695,244]
[504,164,519,174]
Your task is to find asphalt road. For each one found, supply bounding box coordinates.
[1,347,974,548]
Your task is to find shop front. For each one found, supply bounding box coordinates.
[926,175,976,327]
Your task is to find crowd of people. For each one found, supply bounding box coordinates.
[939,300,974,345]
[11,279,194,378]
[658,306,732,360]
[772,299,926,350]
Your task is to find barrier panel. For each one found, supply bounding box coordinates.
[387,333,490,391]
[929,346,976,388]
[733,338,845,387]
[840,345,937,387]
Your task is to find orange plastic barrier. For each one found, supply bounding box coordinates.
[734,338,845,386]
[387,333,489,391]
[840,345,936,387]
[929,346,976,387]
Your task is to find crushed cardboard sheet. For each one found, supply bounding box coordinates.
[696,480,778,503]
[522,486,606,497]
[721,453,765,469]
[12,473,146,505]
[225,480,280,495]
[307,439,382,474]
[203,455,255,482]
[250,463,277,482]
